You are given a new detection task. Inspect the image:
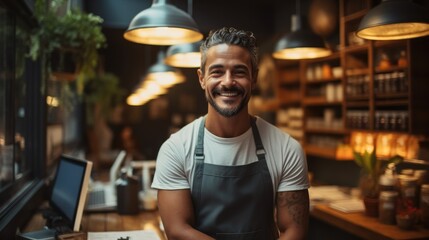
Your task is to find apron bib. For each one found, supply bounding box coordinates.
[191,117,277,240]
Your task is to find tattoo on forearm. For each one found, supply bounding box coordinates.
[277,191,309,225]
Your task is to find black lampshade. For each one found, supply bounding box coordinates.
[356,0,429,40]
[165,41,202,68]
[124,0,203,45]
[273,15,331,60]
[144,51,185,88]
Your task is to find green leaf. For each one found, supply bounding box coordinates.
[353,151,364,168]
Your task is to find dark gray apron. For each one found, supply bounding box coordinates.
[191,117,277,240]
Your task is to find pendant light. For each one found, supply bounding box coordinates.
[144,50,185,88]
[124,0,203,45]
[165,40,202,68]
[356,0,429,40]
[273,0,331,60]
[164,1,202,68]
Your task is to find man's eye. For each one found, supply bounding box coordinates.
[210,70,223,75]
[234,70,247,76]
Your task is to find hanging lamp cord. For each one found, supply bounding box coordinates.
[188,0,193,16]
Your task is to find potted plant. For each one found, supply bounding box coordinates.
[28,0,106,94]
[353,149,403,217]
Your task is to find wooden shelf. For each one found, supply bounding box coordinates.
[304,144,352,161]
[345,95,370,101]
[306,77,342,85]
[345,68,369,76]
[305,128,349,135]
[375,66,407,73]
[303,98,342,106]
[345,102,369,108]
[374,98,409,106]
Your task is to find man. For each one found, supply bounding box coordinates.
[152,27,309,240]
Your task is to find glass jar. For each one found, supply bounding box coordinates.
[398,175,418,208]
[379,191,399,225]
[420,184,429,228]
[379,174,397,192]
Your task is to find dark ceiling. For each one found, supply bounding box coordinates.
[85,0,312,93]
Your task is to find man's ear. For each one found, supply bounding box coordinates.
[197,69,205,90]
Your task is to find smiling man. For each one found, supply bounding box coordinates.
[152,27,310,240]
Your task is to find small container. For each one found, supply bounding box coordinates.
[420,184,429,228]
[379,174,397,192]
[116,169,140,215]
[398,175,418,208]
[379,191,399,225]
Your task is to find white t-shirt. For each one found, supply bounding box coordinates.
[152,116,309,196]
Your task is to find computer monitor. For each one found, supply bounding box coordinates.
[49,155,92,232]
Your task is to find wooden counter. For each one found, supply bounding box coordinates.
[23,199,429,240]
[23,208,166,240]
[311,204,429,240]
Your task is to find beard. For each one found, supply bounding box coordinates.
[206,85,250,118]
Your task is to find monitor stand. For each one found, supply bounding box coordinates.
[17,208,72,240]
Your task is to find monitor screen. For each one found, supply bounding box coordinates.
[50,155,92,232]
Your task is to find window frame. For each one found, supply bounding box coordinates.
[0,0,47,237]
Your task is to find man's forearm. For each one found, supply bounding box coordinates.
[276,190,309,240]
[278,225,307,240]
[165,225,215,240]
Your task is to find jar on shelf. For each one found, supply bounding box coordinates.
[397,50,408,67]
[379,191,399,225]
[378,52,391,70]
[322,63,332,79]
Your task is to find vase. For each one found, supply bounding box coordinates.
[363,196,379,217]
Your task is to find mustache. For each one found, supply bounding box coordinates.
[212,85,244,95]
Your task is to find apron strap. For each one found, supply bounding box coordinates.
[192,117,206,207]
[250,117,266,161]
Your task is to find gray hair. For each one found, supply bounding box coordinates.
[200,27,258,77]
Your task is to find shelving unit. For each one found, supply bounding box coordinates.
[270,0,429,161]
[301,52,348,160]
[275,59,304,143]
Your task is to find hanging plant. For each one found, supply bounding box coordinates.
[28,0,106,94]
[84,73,125,127]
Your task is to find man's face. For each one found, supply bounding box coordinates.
[197,44,255,118]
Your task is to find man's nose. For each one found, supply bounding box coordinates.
[222,71,235,86]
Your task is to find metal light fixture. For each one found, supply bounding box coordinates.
[144,50,185,88]
[273,0,331,60]
[165,41,202,68]
[356,0,429,40]
[128,50,186,106]
[124,0,203,45]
